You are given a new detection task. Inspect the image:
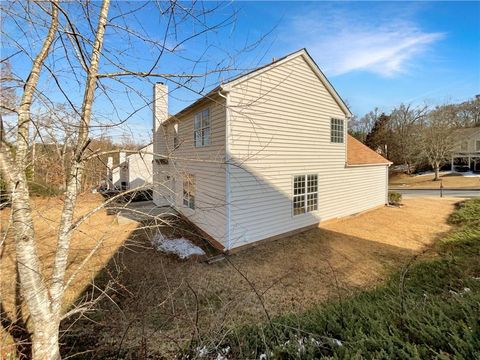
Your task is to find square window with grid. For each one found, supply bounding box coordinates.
[293,174,318,216]
[194,109,211,147]
[330,118,344,143]
[183,174,195,209]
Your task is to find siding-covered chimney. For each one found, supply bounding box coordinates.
[119,151,126,164]
[153,83,169,157]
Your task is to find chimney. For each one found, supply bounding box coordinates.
[153,83,169,157]
[119,151,126,164]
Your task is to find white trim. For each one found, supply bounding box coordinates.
[345,163,392,167]
[218,90,232,250]
[291,173,319,217]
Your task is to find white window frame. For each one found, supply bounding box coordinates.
[292,174,318,216]
[183,174,195,210]
[194,108,211,147]
[330,118,344,143]
[173,122,179,149]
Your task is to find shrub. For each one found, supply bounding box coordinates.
[388,191,402,206]
[212,198,480,359]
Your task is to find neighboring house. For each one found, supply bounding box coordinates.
[108,143,153,190]
[152,48,391,251]
[450,127,480,172]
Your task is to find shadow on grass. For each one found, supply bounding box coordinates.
[59,223,437,359]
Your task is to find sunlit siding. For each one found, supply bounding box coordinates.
[127,143,153,189]
[228,55,388,248]
[155,97,228,245]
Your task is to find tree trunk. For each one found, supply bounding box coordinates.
[32,321,60,360]
[434,163,440,181]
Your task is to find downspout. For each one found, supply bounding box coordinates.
[218,88,231,251]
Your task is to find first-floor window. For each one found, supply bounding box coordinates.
[293,174,318,215]
[183,174,195,209]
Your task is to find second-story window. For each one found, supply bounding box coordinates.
[476,140,480,151]
[173,122,179,149]
[194,109,210,147]
[330,118,344,143]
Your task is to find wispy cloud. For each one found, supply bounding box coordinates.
[286,7,445,77]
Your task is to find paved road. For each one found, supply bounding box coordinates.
[391,188,480,199]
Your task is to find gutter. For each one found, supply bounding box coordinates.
[345,162,392,167]
[218,87,232,251]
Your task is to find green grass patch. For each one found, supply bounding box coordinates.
[206,199,480,359]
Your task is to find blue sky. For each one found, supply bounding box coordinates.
[140,0,480,140]
[232,1,480,113]
[2,1,479,144]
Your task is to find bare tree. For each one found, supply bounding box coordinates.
[349,107,380,143]
[0,0,261,358]
[422,105,460,180]
[388,104,428,174]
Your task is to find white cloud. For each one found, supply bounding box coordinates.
[286,9,445,77]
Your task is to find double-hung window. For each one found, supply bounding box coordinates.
[183,174,195,210]
[293,174,318,215]
[173,122,179,149]
[194,109,211,147]
[330,118,344,143]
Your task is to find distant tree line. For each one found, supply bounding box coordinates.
[349,97,480,180]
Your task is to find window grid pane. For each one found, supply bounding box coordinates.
[183,174,195,209]
[293,174,318,216]
[194,109,211,147]
[330,118,344,143]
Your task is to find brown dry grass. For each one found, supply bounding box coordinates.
[0,194,137,354]
[62,197,459,357]
[389,172,480,189]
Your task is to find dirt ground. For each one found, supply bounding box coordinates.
[390,172,480,189]
[58,197,458,357]
[0,194,138,354]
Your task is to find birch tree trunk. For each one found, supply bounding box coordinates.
[0,2,60,358]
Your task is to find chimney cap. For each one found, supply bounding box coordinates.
[156,81,165,85]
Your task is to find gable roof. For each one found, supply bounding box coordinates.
[347,135,391,166]
[166,48,351,122]
[222,48,352,117]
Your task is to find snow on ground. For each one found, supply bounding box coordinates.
[462,171,480,177]
[152,233,205,259]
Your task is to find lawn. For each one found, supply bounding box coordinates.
[218,199,480,359]
[390,172,480,189]
[58,197,459,358]
[0,194,138,356]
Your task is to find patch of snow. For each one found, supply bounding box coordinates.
[259,354,267,360]
[216,354,226,360]
[152,233,205,259]
[196,345,208,357]
[461,171,480,177]
[332,338,343,347]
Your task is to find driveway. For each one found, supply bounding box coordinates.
[393,188,480,198]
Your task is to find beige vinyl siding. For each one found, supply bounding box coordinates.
[228,55,387,248]
[127,143,153,189]
[154,97,228,245]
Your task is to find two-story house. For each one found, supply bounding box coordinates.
[152,49,391,251]
[451,127,480,172]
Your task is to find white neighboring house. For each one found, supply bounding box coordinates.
[152,49,391,251]
[109,143,153,191]
[450,127,480,172]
